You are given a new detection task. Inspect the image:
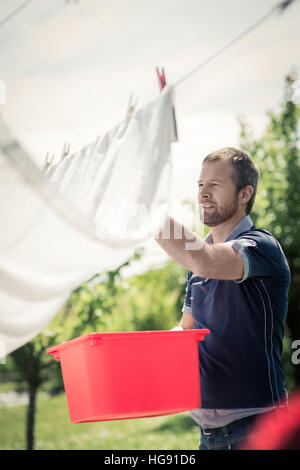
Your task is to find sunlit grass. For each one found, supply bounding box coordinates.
[0,391,200,450]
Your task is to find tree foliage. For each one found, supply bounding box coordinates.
[238,71,300,387]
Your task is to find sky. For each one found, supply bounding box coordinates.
[0,0,300,204]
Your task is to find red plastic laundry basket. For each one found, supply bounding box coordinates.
[47,329,210,423]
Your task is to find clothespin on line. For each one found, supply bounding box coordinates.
[42,151,55,172]
[60,141,71,162]
[156,67,178,141]
[42,141,70,172]
[156,67,167,92]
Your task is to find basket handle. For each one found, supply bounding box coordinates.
[46,347,60,360]
[194,329,210,341]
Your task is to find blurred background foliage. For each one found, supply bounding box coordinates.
[239,71,300,390]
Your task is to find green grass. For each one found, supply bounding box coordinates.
[0,391,200,450]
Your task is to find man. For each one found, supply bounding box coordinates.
[155,147,290,450]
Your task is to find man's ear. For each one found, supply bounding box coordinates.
[239,185,254,205]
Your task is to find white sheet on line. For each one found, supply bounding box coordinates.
[0,87,174,357]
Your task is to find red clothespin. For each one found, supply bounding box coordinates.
[156,66,178,141]
[156,67,167,91]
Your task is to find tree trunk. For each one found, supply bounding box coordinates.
[26,383,38,450]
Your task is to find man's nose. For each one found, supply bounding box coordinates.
[198,185,210,200]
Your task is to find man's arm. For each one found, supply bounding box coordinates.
[156,216,244,281]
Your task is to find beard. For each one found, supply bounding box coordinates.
[200,193,239,227]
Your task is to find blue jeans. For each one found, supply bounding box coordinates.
[199,414,258,450]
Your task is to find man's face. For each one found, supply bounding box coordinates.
[197,159,239,227]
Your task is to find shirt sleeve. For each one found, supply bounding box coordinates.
[181,270,193,314]
[230,230,290,283]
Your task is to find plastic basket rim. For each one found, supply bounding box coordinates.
[46,328,210,356]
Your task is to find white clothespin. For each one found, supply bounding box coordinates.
[60,141,70,162]
[42,152,55,172]
[42,152,49,171]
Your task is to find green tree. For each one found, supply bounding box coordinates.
[238,71,300,387]
[10,335,61,450]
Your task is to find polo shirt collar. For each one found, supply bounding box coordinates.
[205,215,254,244]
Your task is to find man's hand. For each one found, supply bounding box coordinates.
[170,313,194,331]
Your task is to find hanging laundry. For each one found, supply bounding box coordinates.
[0,87,174,357]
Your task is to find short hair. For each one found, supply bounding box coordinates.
[202,147,260,214]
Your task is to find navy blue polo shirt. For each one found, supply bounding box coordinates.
[182,215,291,409]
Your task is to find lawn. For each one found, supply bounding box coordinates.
[0,390,200,450]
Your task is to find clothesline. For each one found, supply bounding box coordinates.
[0,1,296,88]
[121,0,297,130]
[173,2,284,88]
[0,0,35,29]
